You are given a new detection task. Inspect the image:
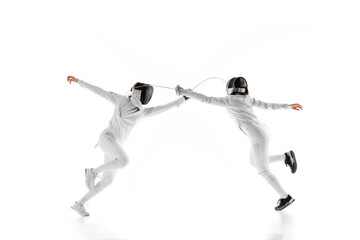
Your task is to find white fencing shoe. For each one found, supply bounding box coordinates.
[71,202,89,217]
[85,168,97,191]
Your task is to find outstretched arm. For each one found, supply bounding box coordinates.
[143,97,186,117]
[251,97,302,111]
[67,76,117,105]
[175,85,227,107]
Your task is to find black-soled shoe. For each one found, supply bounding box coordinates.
[285,151,297,174]
[275,195,295,211]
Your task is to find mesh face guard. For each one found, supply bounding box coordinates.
[132,82,154,105]
[226,77,248,95]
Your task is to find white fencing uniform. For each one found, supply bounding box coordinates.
[77,80,185,142]
[76,80,185,203]
[179,89,292,198]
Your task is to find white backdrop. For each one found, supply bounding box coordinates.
[1,0,360,239]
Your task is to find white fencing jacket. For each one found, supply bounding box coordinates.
[179,89,292,129]
[77,80,186,141]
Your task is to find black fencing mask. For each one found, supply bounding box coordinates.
[131,82,154,105]
[226,77,248,95]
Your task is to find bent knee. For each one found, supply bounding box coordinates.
[115,156,129,168]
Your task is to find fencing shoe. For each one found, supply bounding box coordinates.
[71,202,89,217]
[275,195,295,211]
[85,168,97,191]
[285,151,297,174]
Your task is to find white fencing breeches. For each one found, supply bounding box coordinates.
[93,131,129,173]
[243,122,288,198]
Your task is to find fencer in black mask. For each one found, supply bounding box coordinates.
[67,76,186,217]
[175,76,303,211]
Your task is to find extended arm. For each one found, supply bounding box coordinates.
[250,97,293,110]
[143,97,186,117]
[67,76,117,104]
[175,86,227,107]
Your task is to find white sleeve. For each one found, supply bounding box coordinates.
[77,79,118,105]
[143,97,186,117]
[181,89,227,107]
[250,97,292,110]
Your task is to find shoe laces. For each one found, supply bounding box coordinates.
[79,202,89,211]
[277,197,287,206]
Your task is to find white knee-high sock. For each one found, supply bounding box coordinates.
[269,154,285,164]
[78,178,113,204]
[260,170,288,198]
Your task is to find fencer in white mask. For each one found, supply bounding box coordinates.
[67,76,187,216]
[175,77,302,211]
